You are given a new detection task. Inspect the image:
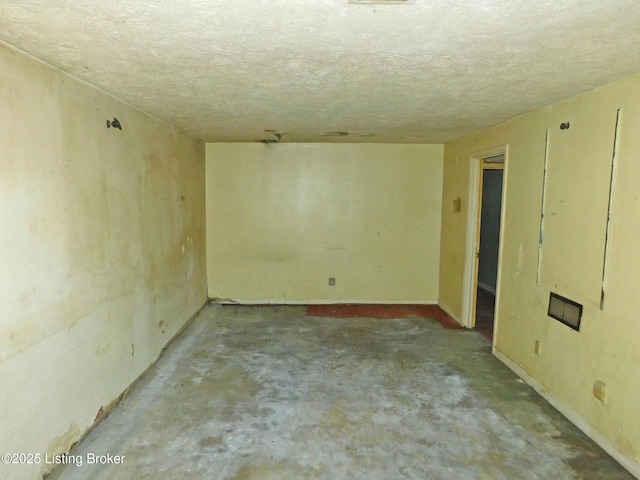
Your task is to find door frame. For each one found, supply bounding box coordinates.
[461,145,508,349]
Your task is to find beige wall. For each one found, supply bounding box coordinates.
[440,73,640,473]
[206,143,443,303]
[0,43,207,479]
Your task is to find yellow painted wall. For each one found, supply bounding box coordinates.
[206,143,443,303]
[440,73,640,472]
[0,43,207,480]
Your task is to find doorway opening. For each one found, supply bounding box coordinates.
[461,147,507,347]
[475,161,503,340]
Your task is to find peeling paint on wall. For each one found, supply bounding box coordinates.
[0,42,207,480]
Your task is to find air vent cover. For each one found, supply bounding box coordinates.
[548,292,582,331]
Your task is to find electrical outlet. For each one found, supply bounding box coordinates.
[534,340,541,355]
[328,277,336,286]
[593,380,607,403]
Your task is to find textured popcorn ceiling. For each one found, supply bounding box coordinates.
[1,0,640,143]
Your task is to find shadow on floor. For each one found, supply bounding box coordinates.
[474,287,495,341]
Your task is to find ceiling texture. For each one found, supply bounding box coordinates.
[1,0,640,143]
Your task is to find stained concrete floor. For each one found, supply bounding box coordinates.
[51,305,633,480]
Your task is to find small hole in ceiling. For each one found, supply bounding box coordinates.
[321,131,350,136]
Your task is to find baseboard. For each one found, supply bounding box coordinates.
[211,298,439,305]
[437,301,464,327]
[477,282,496,295]
[494,348,640,479]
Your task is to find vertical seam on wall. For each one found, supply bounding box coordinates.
[536,129,550,286]
[600,108,622,310]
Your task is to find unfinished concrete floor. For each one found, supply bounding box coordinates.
[51,305,633,480]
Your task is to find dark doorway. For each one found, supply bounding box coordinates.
[474,166,503,341]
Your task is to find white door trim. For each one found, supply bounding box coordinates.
[461,145,508,350]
